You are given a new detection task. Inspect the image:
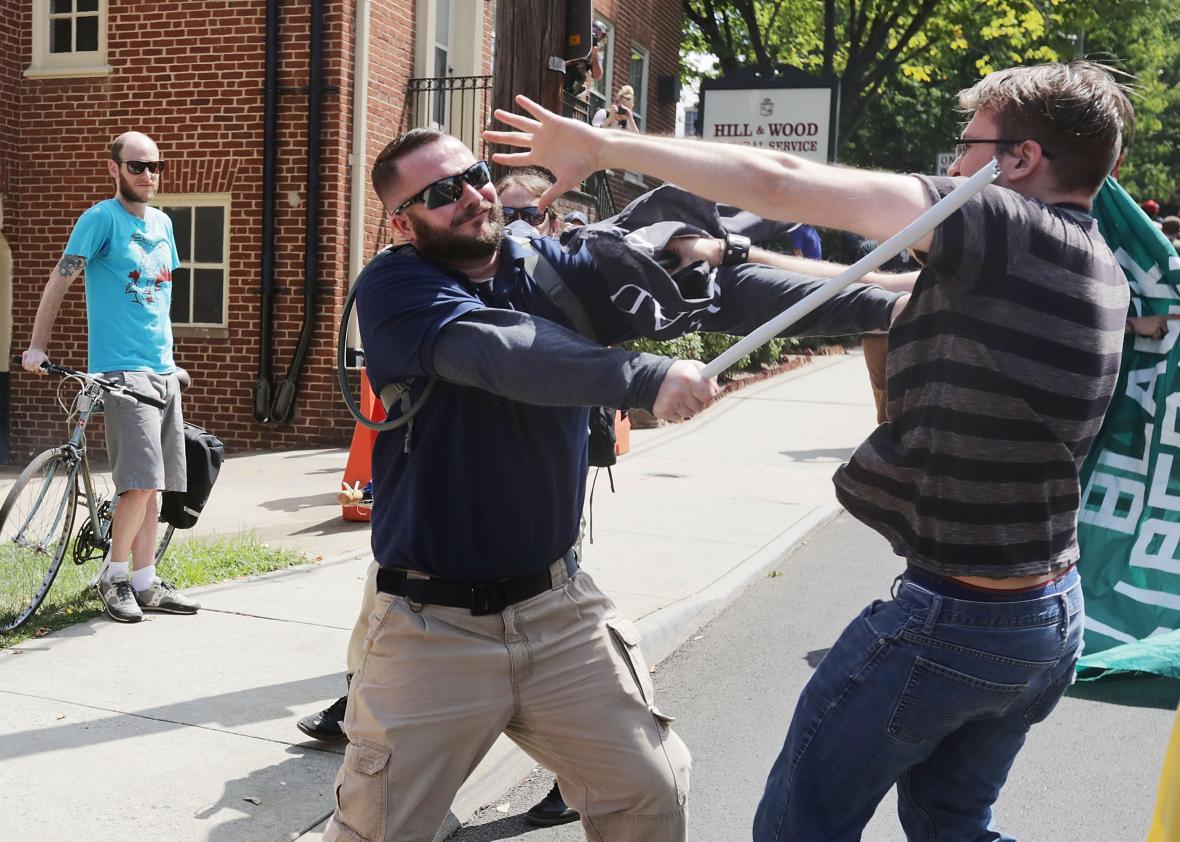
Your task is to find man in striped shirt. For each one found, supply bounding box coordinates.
[489,60,1134,840]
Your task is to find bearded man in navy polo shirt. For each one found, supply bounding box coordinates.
[323,129,905,842]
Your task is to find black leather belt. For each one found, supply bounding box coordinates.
[376,550,578,615]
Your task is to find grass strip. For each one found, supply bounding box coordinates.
[1,532,308,647]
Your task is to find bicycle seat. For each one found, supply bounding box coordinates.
[175,367,192,392]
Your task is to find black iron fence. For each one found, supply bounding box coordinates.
[585,170,616,223]
[560,90,616,221]
[560,89,595,124]
[405,75,492,159]
[401,77,616,221]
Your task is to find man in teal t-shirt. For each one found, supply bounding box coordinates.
[22,131,199,623]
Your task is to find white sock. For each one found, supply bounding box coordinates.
[106,560,131,582]
[131,564,157,592]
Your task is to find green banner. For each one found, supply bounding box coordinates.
[1077,177,1180,671]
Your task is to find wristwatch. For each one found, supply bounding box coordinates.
[721,233,751,266]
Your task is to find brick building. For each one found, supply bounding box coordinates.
[0,1,682,460]
[582,0,684,208]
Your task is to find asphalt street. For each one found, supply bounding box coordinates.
[451,514,1176,842]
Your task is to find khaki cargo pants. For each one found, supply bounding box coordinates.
[324,567,691,842]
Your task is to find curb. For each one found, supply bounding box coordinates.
[431,502,843,839]
[634,503,840,667]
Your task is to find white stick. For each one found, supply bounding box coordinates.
[701,161,998,380]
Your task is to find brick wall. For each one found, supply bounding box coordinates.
[0,10,17,201]
[6,0,367,460]
[593,0,681,138]
[360,0,417,258]
[589,0,683,212]
[3,0,681,459]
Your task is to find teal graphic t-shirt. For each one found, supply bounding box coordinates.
[64,198,179,374]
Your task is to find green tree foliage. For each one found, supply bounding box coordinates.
[685,0,1084,149]
[1077,0,1180,206]
[684,0,1180,205]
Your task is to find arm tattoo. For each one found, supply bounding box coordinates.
[55,254,86,279]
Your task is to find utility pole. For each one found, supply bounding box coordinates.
[491,1,593,181]
[492,2,568,126]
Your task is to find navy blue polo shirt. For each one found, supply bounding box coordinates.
[356,235,623,581]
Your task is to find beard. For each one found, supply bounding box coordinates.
[118,171,156,204]
[410,202,505,261]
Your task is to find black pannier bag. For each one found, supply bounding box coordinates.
[161,423,225,529]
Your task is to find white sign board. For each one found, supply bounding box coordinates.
[936,152,957,176]
[701,87,833,162]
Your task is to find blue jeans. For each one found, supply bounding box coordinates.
[753,568,1083,842]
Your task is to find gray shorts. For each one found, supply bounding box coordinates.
[101,371,187,495]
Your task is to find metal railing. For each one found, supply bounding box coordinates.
[401,78,617,221]
[586,170,616,222]
[405,75,492,159]
[560,89,596,124]
[560,90,616,221]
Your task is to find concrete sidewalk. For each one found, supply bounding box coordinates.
[0,353,878,842]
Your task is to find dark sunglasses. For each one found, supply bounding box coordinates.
[116,159,165,175]
[394,160,491,214]
[502,205,550,226]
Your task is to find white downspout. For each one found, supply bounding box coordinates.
[347,0,370,355]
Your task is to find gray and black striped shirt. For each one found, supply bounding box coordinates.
[834,176,1130,578]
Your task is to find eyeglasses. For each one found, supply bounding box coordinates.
[116,159,165,175]
[394,160,491,214]
[502,205,550,226]
[954,138,1053,160]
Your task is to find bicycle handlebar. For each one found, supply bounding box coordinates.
[12,357,168,410]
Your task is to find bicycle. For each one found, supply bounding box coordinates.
[0,360,176,633]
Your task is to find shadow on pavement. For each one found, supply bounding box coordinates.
[279,449,348,460]
[804,647,831,668]
[197,745,336,842]
[259,493,340,513]
[292,515,370,538]
[453,815,552,840]
[0,673,349,760]
[778,447,855,463]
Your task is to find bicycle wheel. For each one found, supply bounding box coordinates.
[0,449,79,633]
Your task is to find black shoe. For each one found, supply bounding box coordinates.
[297,694,348,742]
[524,780,579,827]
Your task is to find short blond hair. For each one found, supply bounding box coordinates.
[494,168,553,202]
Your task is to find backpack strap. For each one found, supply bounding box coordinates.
[511,235,599,343]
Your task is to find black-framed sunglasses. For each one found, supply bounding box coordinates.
[394,160,491,214]
[502,205,550,226]
[116,159,165,175]
[954,137,1053,159]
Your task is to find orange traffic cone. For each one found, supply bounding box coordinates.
[341,368,385,522]
[614,410,630,456]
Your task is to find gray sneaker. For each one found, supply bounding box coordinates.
[135,579,200,614]
[95,575,144,623]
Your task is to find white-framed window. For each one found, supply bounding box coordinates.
[154,195,230,329]
[432,0,452,125]
[27,0,111,79]
[628,42,650,131]
[624,42,651,185]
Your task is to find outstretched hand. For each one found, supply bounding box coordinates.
[484,95,602,212]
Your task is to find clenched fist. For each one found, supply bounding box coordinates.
[652,360,720,422]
